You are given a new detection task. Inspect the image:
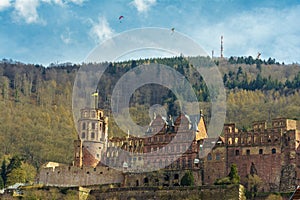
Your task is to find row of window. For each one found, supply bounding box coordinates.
[81,132,105,140]
[146,144,192,153]
[81,122,102,130]
[227,136,279,145]
[235,148,276,156]
[147,134,193,143]
[207,153,221,161]
[82,111,97,118]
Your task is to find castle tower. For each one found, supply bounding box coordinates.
[76,107,108,167]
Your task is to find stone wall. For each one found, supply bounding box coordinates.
[38,165,124,187]
[124,169,202,187]
[88,184,246,200]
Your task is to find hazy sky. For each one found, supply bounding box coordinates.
[1,0,300,66]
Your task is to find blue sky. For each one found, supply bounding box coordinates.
[0,0,300,66]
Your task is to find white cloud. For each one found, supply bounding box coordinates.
[191,6,300,63]
[67,0,86,5]
[131,0,156,13]
[90,16,114,43]
[60,27,72,44]
[13,0,43,24]
[11,0,87,24]
[0,0,11,11]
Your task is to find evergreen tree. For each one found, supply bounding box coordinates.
[1,159,7,186]
[228,164,240,184]
[180,171,194,186]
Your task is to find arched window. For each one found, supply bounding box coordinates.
[272,148,276,154]
[81,132,85,139]
[91,132,95,139]
[235,149,239,156]
[207,153,212,160]
[82,123,86,130]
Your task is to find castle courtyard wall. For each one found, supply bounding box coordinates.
[38,165,124,187]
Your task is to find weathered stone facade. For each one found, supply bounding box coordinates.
[202,118,300,192]
[38,106,300,193]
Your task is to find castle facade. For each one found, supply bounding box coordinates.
[38,107,300,192]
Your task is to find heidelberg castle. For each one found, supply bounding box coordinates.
[38,106,300,192]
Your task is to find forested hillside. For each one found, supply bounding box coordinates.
[0,56,299,170]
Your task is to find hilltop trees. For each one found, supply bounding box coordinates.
[0,57,299,170]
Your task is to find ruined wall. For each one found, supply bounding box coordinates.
[38,165,124,187]
[88,184,246,200]
[123,169,202,187]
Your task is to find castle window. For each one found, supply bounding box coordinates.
[272,148,276,154]
[91,132,95,139]
[235,138,238,144]
[247,137,251,144]
[246,149,250,155]
[84,111,88,117]
[159,160,162,167]
[216,153,220,160]
[159,136,163,142]
[228,138,232,145]
[91,111,96,118]
[259,149,263,154]
[174,174,179,180]
[176,145,180,152]
[176,159,180,169]
[235,150,240,156]
[81,132,85,139]
[82,123,86,130]
[148,138,151,143]
[144,177,149,185]
[188,158,192,168]
[182,158,186,168]
[207,153,212,160]
[92,123,95,129]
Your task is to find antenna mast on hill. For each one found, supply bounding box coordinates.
[220,35,224,58]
